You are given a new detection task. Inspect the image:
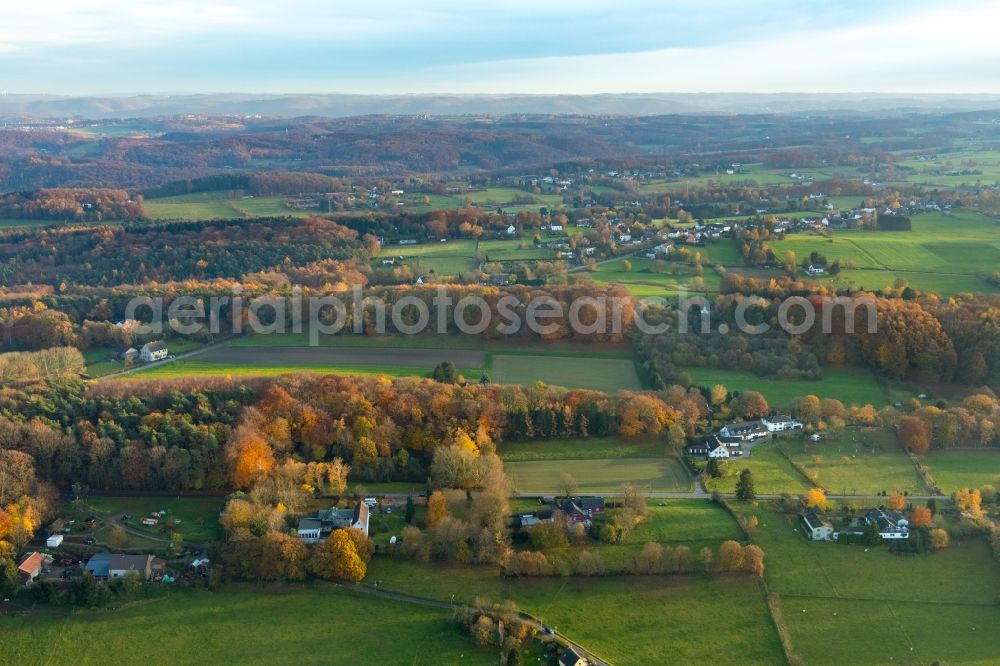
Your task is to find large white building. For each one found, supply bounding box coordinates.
[762,415,804,433]
[297,502,370,544]
[140,341,168,362]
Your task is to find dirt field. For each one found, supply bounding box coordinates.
[195,346,485,368]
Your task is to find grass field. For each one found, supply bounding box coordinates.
[142,191,316,220]
[779,428,927,495]
[86,339,207,377]
[134,334,641,393]
[138,359,484,381]
[705,440,812,495]
[769,210,1000,296]
[920,449,1000,492]
[686,366,886,407]
[85,496,225,542]
[505,456,692,494]
[0,585,497,665]
[491,354,641,392]
[730,503,1000,665]
[587,256,726,296]
[499,436,668,461]
[365,558,785,666]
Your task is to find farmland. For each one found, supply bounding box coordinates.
[920,449,1000,492]
[731,503,1000,665]
[491,354,640,392]
[499,435,668,461]
[505,457,692,494]
[366,553,785,665]
[131,334,643,393]
[704,440,812,495]
[142,191,317,220]
[685,366,887,408]
[779,428,927,495]
[769,210,1000,296]
[499,433,694,493]
[0,585,498,666]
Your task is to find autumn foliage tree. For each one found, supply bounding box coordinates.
[909,506,933,529]
[805,487,829,512]
[898,416,932,454]
[227,425,276,490]
[309,530,367,582]
[426,490,449,527]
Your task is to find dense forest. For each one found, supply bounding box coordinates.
[0,111,993,190]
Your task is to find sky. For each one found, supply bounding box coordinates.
[1,0,998,95]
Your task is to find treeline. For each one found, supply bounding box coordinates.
[896,392,1000,452]
[711,277,1000,389]
[0,189,144,222]
[0,216,374,287]
[0,373,702,493]
[637,328,823,386]
[0,380,255,491]
[0,347,84,384]
[141,172,349,199]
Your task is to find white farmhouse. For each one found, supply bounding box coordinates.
[140,341,168,363]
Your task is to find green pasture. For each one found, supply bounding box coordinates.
[499,436,668,462]
[505,456,692,494]
[779,429,927,495]
[685,366,886,408]
[920,449,1000,493]
[0,585,496,665]
[366,558,784,666]
[705,440,811,495]
[86,496,225,542]
[490,354,641,392]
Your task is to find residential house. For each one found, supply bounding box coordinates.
[123,347,138,363]
[805,264,825,277]
[297,502,370,544]
[685,440,710,457]
[864,509,909,539]
[85,553,156,580]
[140,341,168,363]
[506,224,517,235]
[800,513,834,541]
[559,646,588,666]
[518,508,555,528]
[707,439,732,459]
[762,415,804,433]
[17,552,45,585]
[719,421,769,442]
[109,554,156,579]
[554,497,605,524]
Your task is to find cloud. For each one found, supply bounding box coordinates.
[404,3,1000,94]
[0,0,996,93]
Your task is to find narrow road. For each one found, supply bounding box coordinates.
[336,581,612,666]
[95,339,233,381]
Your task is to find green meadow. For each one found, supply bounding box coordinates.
[0,586,497,665]
[731,503,1000,666]
[685,366,887,408]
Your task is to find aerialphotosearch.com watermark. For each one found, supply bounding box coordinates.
[123,286,878,343]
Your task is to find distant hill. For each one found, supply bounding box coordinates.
[4,92,1000,120]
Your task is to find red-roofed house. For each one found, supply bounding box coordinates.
[17,552,44,586]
